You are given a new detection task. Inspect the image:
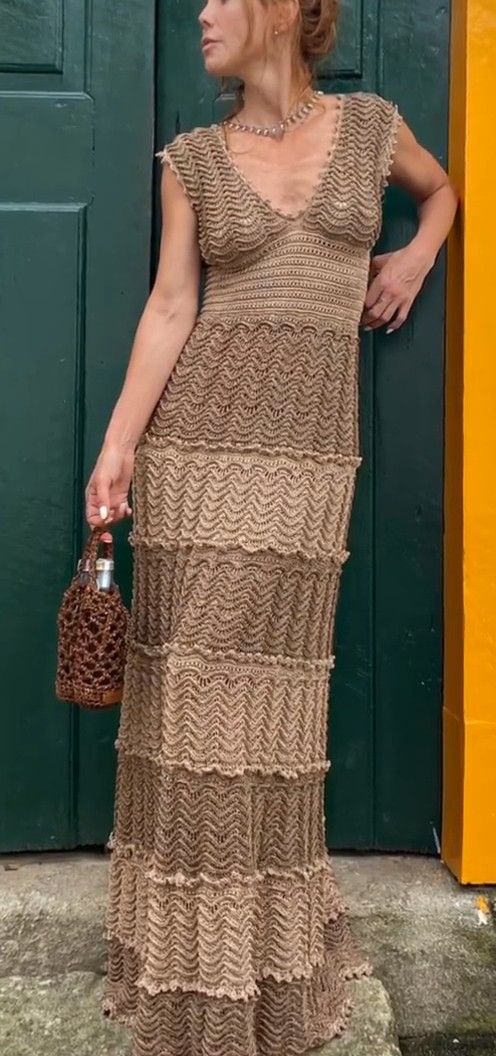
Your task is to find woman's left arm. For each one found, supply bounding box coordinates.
[360,118,460,333]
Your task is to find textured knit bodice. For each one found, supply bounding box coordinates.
[158,91,399,326]
[144,91,401,471]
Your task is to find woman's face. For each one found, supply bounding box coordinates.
[198,0,270,77]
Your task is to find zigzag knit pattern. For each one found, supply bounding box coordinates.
[102,89,402,1055]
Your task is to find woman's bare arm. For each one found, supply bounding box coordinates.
[85,161,201,530]
[103,163,202,450]
[360,118,459,332]
[388,119,459,269]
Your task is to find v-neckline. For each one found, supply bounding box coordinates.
[212,92,346,225]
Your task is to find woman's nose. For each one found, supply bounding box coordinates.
[198,1,213,28]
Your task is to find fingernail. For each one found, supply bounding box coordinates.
[386,328,394,334]
[99,505,108,519]
[363,326,372,332]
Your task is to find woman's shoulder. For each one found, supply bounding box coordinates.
[343,91,403,165]
[345,90,400,120]
[155,123,216,165]
[154,124,220,224]
[343,91,403,201]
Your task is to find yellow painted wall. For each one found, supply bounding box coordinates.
[444,0,496,883]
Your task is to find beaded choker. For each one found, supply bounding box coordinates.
[222,89,324,140]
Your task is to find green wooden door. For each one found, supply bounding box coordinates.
[0,0,449,854]
[0,0,154,850]
[155,0,450,853]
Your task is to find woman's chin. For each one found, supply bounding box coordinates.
[204,60,225,76]
[202,52,237,78]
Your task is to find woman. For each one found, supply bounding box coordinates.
[88,1,458,1053]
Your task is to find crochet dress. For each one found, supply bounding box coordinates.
[102,90,402,1056]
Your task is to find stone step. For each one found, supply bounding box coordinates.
[0,851,108,976]
[0,973,131,1056]
[399,1034,496,1056]
[0,849,402,1055]
[0,971,401,1056]
[2,849,494,1053]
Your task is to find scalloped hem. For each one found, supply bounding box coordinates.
[101,954,375,1054]
[101,993,356,1045]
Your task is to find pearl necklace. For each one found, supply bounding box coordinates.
[223,89,324,140]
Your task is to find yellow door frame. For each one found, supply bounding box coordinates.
[444,0,496,883]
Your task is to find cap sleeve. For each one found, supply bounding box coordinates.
[155,132,201,218]
[372,94,403,198]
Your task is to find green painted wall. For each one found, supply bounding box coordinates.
[0,0,154,850]
[0,0,450,853]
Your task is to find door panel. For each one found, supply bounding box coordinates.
[0,0,450,853]
[0,0,154,850]
[372,1,448,852]
[155,0,450,852]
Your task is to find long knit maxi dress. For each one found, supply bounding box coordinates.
[101,90,402,1056]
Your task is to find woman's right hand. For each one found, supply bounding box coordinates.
[85,443,135,531]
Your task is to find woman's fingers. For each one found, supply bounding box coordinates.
[86,495,132,530]
[85,447,135,530]
[116,501,133,519]
[362,296,398,330]
[384,305,410,333]
[361,293,413,333]
[97,503,130,527]
[93,477,111,520]
[361,245,429,334]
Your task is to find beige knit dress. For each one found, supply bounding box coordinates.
[101,90,402,1056]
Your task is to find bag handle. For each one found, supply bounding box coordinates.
[80,527,114,587]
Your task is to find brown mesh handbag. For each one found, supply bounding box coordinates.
[55,526,130,709]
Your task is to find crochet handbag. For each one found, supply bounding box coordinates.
[55,526,130,709]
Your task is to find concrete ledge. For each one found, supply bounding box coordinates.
[0,852,108,976]
[333,853,496,1039]
[0,972,400,1056]
[1,849,495,1050]
[0,849,403,1055]
[0,973,131,1056]
[400,1034,496,1056]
